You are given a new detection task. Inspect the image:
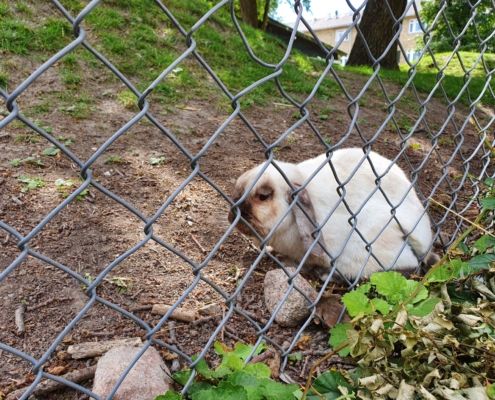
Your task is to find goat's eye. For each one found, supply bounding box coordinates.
[258,193,271,201]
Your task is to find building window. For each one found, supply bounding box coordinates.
[407,50,421,62]
[340,56,348,66]
[408,19,421,34]
[336,29,350,42]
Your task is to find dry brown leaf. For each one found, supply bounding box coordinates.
[315,293,346,328]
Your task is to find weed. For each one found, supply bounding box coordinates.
[149,155,166,165]
[105,276,131,293]
[57,136,74,146]
[55,178,89,200]
[10,156,44,168]
[0,71,7,89]
[18,175,45,192]
[42,147,60,156]
[409,142,423,152]
[14,134,40,144]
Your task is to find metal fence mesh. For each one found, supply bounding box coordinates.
[0,0,494,398]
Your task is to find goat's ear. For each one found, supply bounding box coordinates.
[289,185,327,260]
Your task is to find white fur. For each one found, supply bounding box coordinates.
[236,148,434,281]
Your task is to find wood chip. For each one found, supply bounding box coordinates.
[67,337,142,359]
[15,304,25,335]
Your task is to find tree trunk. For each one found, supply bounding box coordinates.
[347,0,407,69]
[261,0,271,31]
[240,0,259,27]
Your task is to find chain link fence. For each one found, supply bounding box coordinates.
[0,0,494,398]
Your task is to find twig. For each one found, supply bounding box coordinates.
[250,349,274,364]
[27,297,72,312]
[192,315,219,326]
[428,197,495,238]
[129,304,153,313]
[3,233,10,245]
[190,234,207,254]
[15,304,25,335]
[6,366,96,400]
[299,356,309,379]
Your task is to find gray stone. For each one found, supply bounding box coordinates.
[264,268,318,327]
[93,346,172,400]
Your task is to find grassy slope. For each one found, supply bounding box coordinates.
[0,0,493,111]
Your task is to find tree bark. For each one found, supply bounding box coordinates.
[347,0,407,69]
[240,0,259,27]
[261,0,271,30]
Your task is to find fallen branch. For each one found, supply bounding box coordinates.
[67,337,142,359]
[151,304,198,322]
[6,366,96,400]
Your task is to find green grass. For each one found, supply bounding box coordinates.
[340,51,495,106]
[0,1,492,110]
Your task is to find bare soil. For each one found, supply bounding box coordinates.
[1,50,493,398]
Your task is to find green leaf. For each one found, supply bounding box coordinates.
[427,259,471,283]
[155,391,183,400]
[370,271,427,304]
[191,382,248,400]
[468,254,495,270]
[481,197,495,210]
[243,363,271,379]
[329,323,352,356]
[474,235,495,252]
[173,369,192,386]
[42,146,60,156]
[370,271,408,303]
[407,296,440,317]
[10,158,22,167]
[354,282,372,295]
[370,298,392,315]
[342,291,372,317]
[288,352,303,362]
[308,371,354,400]
[487,383,495,399]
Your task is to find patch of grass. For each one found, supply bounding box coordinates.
[61,68,81,86]
[104,155,125,165]
[60,93,93,119]
[117,90,137,109]
[36,19,72,52]
[0,20,35,54]
[0,3,9,17]
[16,2,32,16]
[0,70,7,89]
[30,101,51,115]
[14,134,40,144]
[340,51,495,106]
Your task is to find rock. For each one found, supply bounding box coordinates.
[93,346,171,400]
[264,268,318,327]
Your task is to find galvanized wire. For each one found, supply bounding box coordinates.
[0,0,494,398]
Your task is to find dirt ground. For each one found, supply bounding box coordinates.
[1,52,494,398]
